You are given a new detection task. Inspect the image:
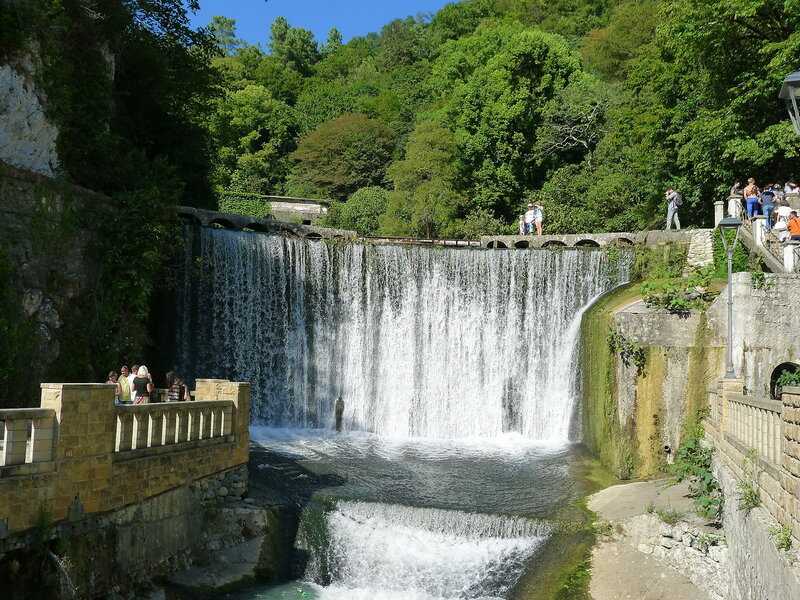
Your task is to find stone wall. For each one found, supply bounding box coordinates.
[0,380,250,537]
[581,284,723,478]
[706,272,800,397]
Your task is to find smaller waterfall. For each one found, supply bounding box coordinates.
[298,501,549,600]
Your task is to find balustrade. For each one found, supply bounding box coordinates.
[114,400,233,453]
[724,393,783,464]
[0,408,56,467]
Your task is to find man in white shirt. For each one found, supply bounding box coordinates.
[533,204,544,236]
[523,203,536,235]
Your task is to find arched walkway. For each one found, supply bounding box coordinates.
[575,239,601,248]
[514,240,530,249]
[542,240,567,248]
[770,362,800,399]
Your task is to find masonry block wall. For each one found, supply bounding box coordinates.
[0,379,250,536]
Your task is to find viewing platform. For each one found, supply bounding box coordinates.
[0,379,250,538]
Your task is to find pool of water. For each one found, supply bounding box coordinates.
[220,428,595,600]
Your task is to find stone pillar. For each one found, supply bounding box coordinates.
[194,379,251,465]
[720,378,744,434]
[728,196,744,219]
[784,242,800,273]
[40,383,116,519]
[714,200,725,226]
[752,216,767,247]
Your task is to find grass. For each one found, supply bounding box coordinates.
[769,525,793,552]
[655,507,685,526]
[736,479,760,514]
[645,501,655,514]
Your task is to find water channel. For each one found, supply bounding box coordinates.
[175,229,629,599]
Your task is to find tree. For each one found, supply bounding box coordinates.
[253,56,303,104]
[288,113,395,200]
[327,186,389,235]
[380,121,464,237]
[209,84,299,196]
[269,16,320,76]
[208,15,242,56]
[322,27,343,56]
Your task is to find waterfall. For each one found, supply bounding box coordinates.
[297,501,549,600]
[176,228,628,442]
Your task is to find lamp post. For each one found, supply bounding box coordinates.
[718,216,742,379]
[779,70,800,136]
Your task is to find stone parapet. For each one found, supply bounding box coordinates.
[0,380,250,535]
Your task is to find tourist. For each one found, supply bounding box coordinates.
[785,181,799,195]
[761,185,776,231]
[106,371,120,404]
[166,371,184,402]
[789,211,800,241]
[118,365,132,404]
[129,363,139,403]
[743,178,760,220]
[518,215,525,235]
[729,181,742,197]
[175,376,190,401]
[523,203,536,234]
[665,188,682,230]
[132,365,154,404]
[532,203,544,236]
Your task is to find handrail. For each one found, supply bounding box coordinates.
[727,393,783,414]
[0,408,56,420]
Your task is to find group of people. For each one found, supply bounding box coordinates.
[105,365,190,404]
[519,203,544,235]
[731,178,800,241]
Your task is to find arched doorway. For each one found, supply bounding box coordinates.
[770,362,800,399]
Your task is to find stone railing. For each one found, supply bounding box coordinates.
[0,408,56,468]
[724,393,783,465]
[706,380,800,544]
[0,379,250,536]
[115,401,233,454]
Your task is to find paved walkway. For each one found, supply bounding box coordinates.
[588,479,711,600]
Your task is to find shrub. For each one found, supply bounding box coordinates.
[218,192,271,219]
[736,449,761,515]
[325,187,389,236]
[671,413,723,521]
[656,507,685,525]
[769,525,793,552]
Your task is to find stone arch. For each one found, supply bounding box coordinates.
[209,218,237,230]
[770,362,800,399]
[575,239,600,248]
[244,222,270,233]
[542,240,567,248]
[514,240,530,249]
[613,237,634,246]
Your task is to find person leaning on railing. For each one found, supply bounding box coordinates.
[132,365,154,404]
[788,211,800,241]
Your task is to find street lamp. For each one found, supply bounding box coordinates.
[779,70,800,136]
[718,216,742,379]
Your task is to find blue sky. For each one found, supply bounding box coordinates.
[189,0,454,46]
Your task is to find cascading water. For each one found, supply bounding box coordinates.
[297,501,550,600]
[176,227,629,442]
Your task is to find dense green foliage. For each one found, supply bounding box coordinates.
[671,412,723,521]
[207,0,800,237]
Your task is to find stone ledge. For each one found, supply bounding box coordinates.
[112,436,235,462]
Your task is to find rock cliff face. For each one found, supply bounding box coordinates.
[0,55,59,177]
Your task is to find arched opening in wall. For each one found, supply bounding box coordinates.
[305,232,323,241]
[575,239,600,248]
[243,222,270,233]
[493,241,508,249]
[514,240,530,249]
[770,362,800,399]
[209,218,237,230]
[613,238,634,246]
[542,240,567,248]
[302,219,312,225]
